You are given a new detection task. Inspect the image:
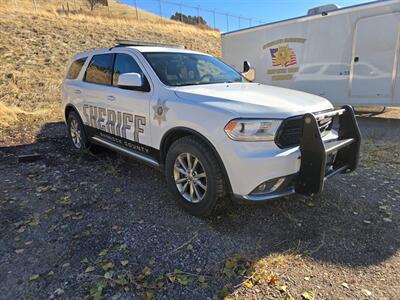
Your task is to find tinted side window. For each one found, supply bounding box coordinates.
[85,54,114,85]
[113,54,144,86]
[66,57,87,80]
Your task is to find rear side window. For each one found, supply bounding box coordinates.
[113,53,144,86]
[85,54,114,85]
[66,57,87,80]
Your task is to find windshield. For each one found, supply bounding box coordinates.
[142,52,246,86]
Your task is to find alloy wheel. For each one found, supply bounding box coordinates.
[70,119,82,149]
[173,152,207,203]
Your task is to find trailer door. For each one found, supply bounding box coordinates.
[350,13,400,100]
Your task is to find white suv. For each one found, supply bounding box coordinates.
[61,41,361,216]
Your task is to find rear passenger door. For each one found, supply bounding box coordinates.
[80,53,115,131]
[80,51,154,160]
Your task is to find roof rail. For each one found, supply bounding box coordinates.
[114,40,185,49]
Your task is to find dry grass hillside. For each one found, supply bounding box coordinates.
[0,0,220,145]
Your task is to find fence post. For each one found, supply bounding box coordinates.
[134,0,139,20]
[159,0,162,20]
[179,2,183,22]
[213,9,216,30]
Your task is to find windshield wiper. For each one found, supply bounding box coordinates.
[174,81,228,87]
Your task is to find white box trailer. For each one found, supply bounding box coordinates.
[221,0,400,107]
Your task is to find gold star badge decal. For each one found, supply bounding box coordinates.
[152,99,169,125]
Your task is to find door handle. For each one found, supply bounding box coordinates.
[74,89,82,94]
[107,95,116,101]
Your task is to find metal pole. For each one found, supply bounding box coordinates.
[213,9,216,29]
[179,2,182,22]
[159,0,162,20]
[226,13,229,32]
[134,0,138,20]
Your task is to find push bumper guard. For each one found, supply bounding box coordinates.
[295,105,361,196]
[235,105,361,203]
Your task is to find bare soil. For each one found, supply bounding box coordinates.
[355,107,400,120]
[1,122,399,300]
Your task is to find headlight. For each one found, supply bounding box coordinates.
[224,119,281,141]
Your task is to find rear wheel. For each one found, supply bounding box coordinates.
[165,136,226,217]
[67,111,89,152]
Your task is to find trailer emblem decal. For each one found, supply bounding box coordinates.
[153,99,169,125]
[270,46,297,67]
[264,38,306,81]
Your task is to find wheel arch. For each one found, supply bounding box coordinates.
[64,104,91,139]
[64,104,80,123]
[160,127,233,195]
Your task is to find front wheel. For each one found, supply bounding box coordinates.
[165,136,226,217]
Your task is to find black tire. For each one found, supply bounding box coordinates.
[165,136,226,217]
[67,111,90,152]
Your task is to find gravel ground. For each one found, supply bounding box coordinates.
[0,122,399,300]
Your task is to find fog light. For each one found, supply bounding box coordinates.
[251,177,287,195]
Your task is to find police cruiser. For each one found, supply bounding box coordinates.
[62,40,361,217]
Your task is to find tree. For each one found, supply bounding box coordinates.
[170,12,210,28]
[87,0,108,11]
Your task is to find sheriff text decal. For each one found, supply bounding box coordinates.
[82,104,146,143]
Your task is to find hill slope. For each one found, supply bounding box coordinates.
[0,0,220,145]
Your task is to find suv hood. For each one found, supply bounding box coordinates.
[173,82,333,118]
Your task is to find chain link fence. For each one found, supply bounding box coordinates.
[4,0,266,32]
[127,0,266,32]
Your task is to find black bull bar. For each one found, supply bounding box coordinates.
[295,105,361,196]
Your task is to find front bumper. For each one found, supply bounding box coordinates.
[235,105,361,202]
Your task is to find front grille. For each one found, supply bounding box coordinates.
[275,112,333,148]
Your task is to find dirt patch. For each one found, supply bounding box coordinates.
[356,107,400,120]
[0,122,399,299]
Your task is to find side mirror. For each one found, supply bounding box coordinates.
[241,61,256,82]
[117,72,143,89]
